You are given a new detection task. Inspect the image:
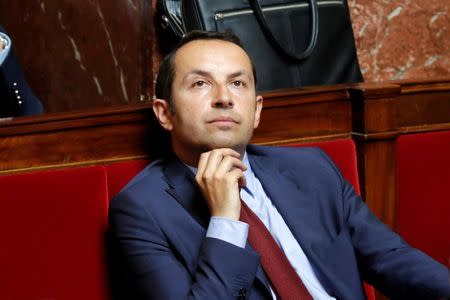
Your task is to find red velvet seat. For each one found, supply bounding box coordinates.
[397,130,450,265]
[0,166,110,300]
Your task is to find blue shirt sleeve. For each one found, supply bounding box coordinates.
[0,32,11,66]
[206,216,249,248]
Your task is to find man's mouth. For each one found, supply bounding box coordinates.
[208,116,238,125]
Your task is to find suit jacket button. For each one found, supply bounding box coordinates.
[238,287,247,299]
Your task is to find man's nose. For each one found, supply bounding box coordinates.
[212,85,234,108]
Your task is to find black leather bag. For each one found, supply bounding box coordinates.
[157,0,363,92]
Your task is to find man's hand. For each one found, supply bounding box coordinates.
[196,148,247,220]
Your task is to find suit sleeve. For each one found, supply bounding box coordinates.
[318,150,450,299]
[108,191,261,299]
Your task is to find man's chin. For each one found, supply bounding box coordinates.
[207,141,247,153]
[200,131,253,153]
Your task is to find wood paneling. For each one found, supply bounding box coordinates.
[349,82,400,230]
[255,86,352,145]
[0,104,154,173]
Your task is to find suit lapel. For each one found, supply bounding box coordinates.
[247,147,326,296]
[247,147,315,252]
[248,146,361,298]
[248,147,345,295]
[162,157,210,228]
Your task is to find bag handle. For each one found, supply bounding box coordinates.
[248,0,319,61]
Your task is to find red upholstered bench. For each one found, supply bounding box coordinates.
[397,130,450,266]
[0,166,110,300]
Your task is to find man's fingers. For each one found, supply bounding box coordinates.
[238,172,247,188]
[216,155,247,175]
[215,148,241,157]
[195,149,245,220]
[228,168,247,189]
[196,151,211,177]
[199,148,241,179]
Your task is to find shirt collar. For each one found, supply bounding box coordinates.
[242,152,256,197]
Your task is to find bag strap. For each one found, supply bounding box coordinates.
[248,0,319,61]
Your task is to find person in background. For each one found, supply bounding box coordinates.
[0,25,43,118]
[109,30,450,300]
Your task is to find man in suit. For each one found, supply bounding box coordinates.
[0,25,43,117]
[109,31,450,299]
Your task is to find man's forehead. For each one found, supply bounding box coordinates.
[176,39,246,54]
[173,39,253,72]
[174,40,252,76]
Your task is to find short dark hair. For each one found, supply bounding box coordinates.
[154,30,257,112]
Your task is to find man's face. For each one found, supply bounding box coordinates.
[154,39,263,162]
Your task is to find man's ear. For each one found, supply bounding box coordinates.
[253,95,263,129]
[153,98,173,131]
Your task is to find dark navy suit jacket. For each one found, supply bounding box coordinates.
[109,145,450,299]
[0,25,43,117]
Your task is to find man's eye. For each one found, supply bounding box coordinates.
[233,80,244,87]
[193,81,206,87]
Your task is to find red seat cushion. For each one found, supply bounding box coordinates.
[0,166,110,300]
[397,131,450,265]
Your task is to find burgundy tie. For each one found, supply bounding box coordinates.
[240,200,313,300]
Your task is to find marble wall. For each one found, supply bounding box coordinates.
[349,0,450,81]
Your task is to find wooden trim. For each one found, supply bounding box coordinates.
[255,133,352,146]
[352,131,400,141]
[399,123,450,135]
[0,103,152,136]
[0,154,150,175]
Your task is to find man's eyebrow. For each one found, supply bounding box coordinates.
[184,69,211,78]
[228,70,252,80]
[183,70,252,80]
